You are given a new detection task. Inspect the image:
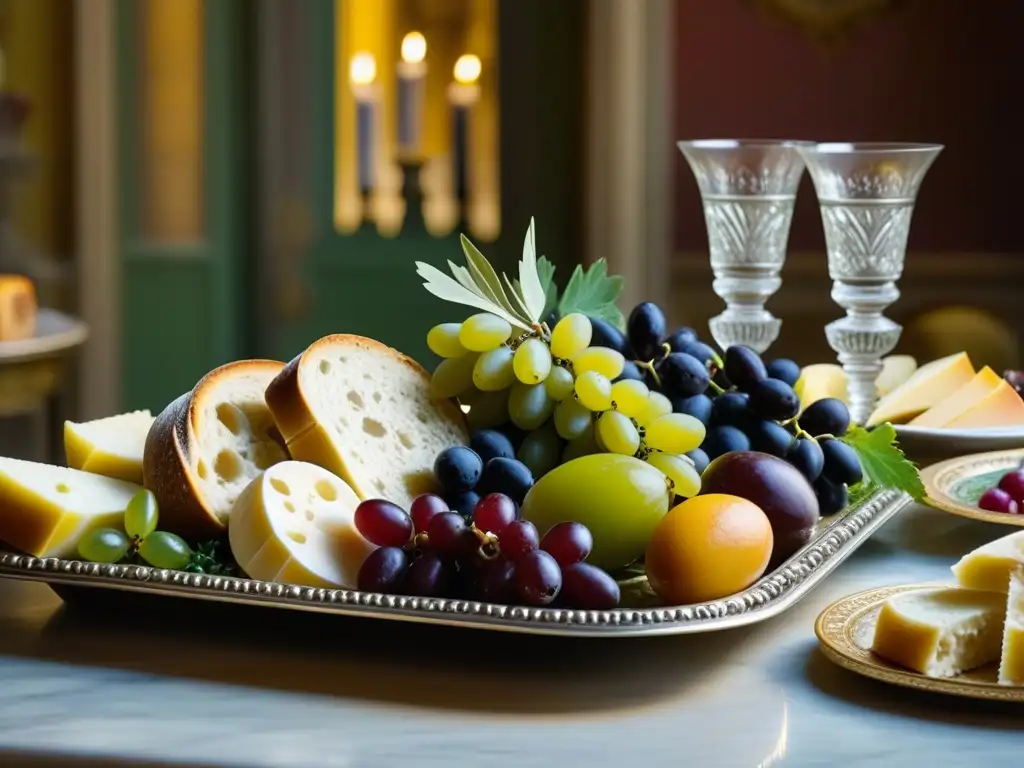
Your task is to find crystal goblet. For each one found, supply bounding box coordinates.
[678,139,810,354]
[798,142,943,425]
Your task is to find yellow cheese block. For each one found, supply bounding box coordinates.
[64,410,155,485]
[909,366,1001,428]
[867,352,975,426]
[795,364,846,411]
[0,457,140,558]
[999,568,1024,685]
[0,274,36,342]
[952,529,1024,593]
[876,355,918,398]
[944,379,1024,430]
[871,587,1006,677]
[228,460,377,589]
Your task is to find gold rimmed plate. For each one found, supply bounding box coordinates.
[920,448,1024,527]
[815,583,1024,702]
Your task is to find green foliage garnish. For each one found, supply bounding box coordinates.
[536,255,559,319]
[842,424,925,501]
[184,539,239,576]
[416,218,548,330]
[536,255,626,331]
[847,481,879,508]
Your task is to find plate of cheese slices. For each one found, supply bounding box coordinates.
[815,530,1024,701]
[798,352,1024,465]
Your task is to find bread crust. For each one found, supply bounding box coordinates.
[143,359,285,540]
[265,334,468,498]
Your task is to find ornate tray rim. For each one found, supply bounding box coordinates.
[921,448,1024,528]
[0,488,911,637]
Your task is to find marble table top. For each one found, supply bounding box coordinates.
[0,503,1020,767]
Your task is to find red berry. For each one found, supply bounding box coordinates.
[540,521,593,567]
[997,470,1024,506]
[354,500,413,547]
[472,493,518,535]
[979,488,1019,515]
[410,494,449,533]
[498,520,539,563]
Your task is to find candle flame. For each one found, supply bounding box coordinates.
[350,52,377,86]
[401,32,427,64]
[453,54,482,85]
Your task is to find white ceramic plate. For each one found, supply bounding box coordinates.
[894,424,1024,466]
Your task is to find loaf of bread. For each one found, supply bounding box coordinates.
[265,334,468,509]
[0,274,36,342]
[143,359,289,539]
[64,410,154,484]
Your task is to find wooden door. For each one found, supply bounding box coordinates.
[116,0,249,413]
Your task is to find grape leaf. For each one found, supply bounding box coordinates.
[842,424,925,501]
[536,256,558,319]
[557,258,626,331]
[847,481,878,508]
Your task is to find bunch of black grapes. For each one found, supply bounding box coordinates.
[706,345,864,515]
[579,301,863,515]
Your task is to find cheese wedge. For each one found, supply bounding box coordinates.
[945,379,1024,430]
[867,352,975,426]
[952,530,1024,593]
[0,457,140,558]
[64,410,155,484]
[228,461,377,589]
[795,364,847,411]
[0,274,36,342]
[909,366,1001,428]
[871,588,1006,677]
[999,568,1024,685]
[876,355,918,398]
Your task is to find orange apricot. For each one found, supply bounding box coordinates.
[645,493,773,605]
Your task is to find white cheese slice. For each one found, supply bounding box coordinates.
[871,587,1006,678]
[228,460,377,589]
[999,567,1024,685]
[952,530,1024,593]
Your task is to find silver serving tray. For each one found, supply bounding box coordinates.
[0,488,911,637]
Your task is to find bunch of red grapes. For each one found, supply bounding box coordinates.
[354,493,621,609]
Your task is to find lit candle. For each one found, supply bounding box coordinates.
[350,52,378,194]
[449,54,481,204]
[397,32,427,157]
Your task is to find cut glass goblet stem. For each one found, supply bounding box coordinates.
[798,142,943,425]
[678,139,811,354]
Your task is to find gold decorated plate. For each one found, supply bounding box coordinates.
[920,448,1024,527]
[814,583,1024,702]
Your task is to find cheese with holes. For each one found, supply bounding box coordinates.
[867,352,975,426]
[871,588,1007,677]
[0,274,36,342]
[952,530,1024,593]
[0,457,140,558]
[999,568,1024,685]
[909,366,1002,428]
[228,461,376,588]
[64,410,155,484]
[944,379,1024,429]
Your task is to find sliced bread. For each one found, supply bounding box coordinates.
[265,334,469,509]
[64,410,155,484]
[143,359,289,539]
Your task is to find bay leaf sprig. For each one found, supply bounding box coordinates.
[416,218,548,332]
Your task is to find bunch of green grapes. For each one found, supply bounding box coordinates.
[428,312,705,498]
[78,489,193,570]
[428,311,601,434]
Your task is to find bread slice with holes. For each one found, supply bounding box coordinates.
[143,359,289,539]
[265,334,469,509]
